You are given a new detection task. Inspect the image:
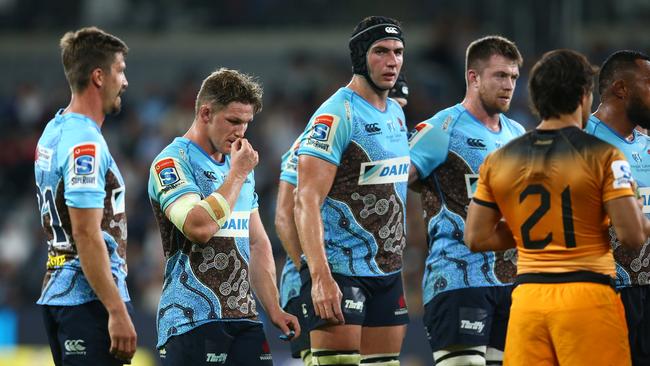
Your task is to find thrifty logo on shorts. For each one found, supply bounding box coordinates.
[460,320,485,333]
[206,353,227,363]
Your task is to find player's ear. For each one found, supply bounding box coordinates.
[611,79,627,100]
[467,69,479,87]
[91,68,103,88]
[198,104,211,123]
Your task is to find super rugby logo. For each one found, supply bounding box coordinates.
[611,160,633,189]
[408,122,432,147]
[358,156,410,185]
[306,114,340,153]
[311,114,334,141]
[69,142,99,187]
[155,158,180,186]
[73,144,96,175]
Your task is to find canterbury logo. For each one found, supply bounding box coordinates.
[385,26,399,34]
[64,339,86,352]
[364,123,381,134]
[466,138,486,148]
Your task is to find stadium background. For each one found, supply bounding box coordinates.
[0,0,648,364]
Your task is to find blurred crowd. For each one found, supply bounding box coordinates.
[1,2,650,363]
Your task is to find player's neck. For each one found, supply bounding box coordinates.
[347,75,389,111]
[593,103,636,140]
[461,97,500,132]
[184,121,223,161]
[537,110,583,131]
[63,92,105,128]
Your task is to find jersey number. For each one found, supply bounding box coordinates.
[36,186,69,248]
[520,184,576,249]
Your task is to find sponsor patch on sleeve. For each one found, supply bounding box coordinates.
[36,145,53,172]
[304,114,340,153]
[407,122,432,147]
[611,160,633,189]
[69,142,100,188]
[153,157,188,194]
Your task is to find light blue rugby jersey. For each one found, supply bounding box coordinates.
[278,136,302,309]
[148,137,259,348]
[585,115,650,287]
[34,110,129,306]
[297,87,409,277]
[409,103,525,305]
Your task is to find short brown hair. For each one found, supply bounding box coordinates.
[528,49,597,120]
[466,35,523,73]
[195,68,263,114]
[60,27,128,92]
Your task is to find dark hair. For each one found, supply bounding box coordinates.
[60,27,128,92]
[598,50,650,96]
[528,49,597,120]
[195,68,263,114]
[349,16,403,88]
[466,35,522,73]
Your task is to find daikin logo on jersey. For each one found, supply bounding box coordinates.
[215,211,250,238]
[358,156,410,185]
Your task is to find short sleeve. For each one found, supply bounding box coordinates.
[297,101,352,166]
[249,171,259,210]
[472,153,499,210]
[602,148,635,202]
[279,137,300,186]
[148,154,200,211]
[409,118,451,179]
[63,136,109,209]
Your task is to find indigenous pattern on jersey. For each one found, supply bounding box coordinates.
[34,111,129,306]
[148,137,259,348]
[586,116,650,287]
[297,87,409,277]
[473,126,634,277]
[409,104,525,305]
[279,136,302,308]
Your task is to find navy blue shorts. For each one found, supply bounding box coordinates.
[620,286,650,366]
[423,286,512,351]
[284,295,311,358]
[300,266,409,331]
[41,300,134,366]
[159,321,272,366]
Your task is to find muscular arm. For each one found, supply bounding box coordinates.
[164,139,257,244]
[294,155,344,323]
[249,210,300,337]
[275,180,302,267]
[464,200,516,252]
[68,207,136,361]
[606,196,647,249]
[165,171,247,244]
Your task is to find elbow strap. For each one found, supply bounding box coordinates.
[168,194,201,234]
[197,192,231,228]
